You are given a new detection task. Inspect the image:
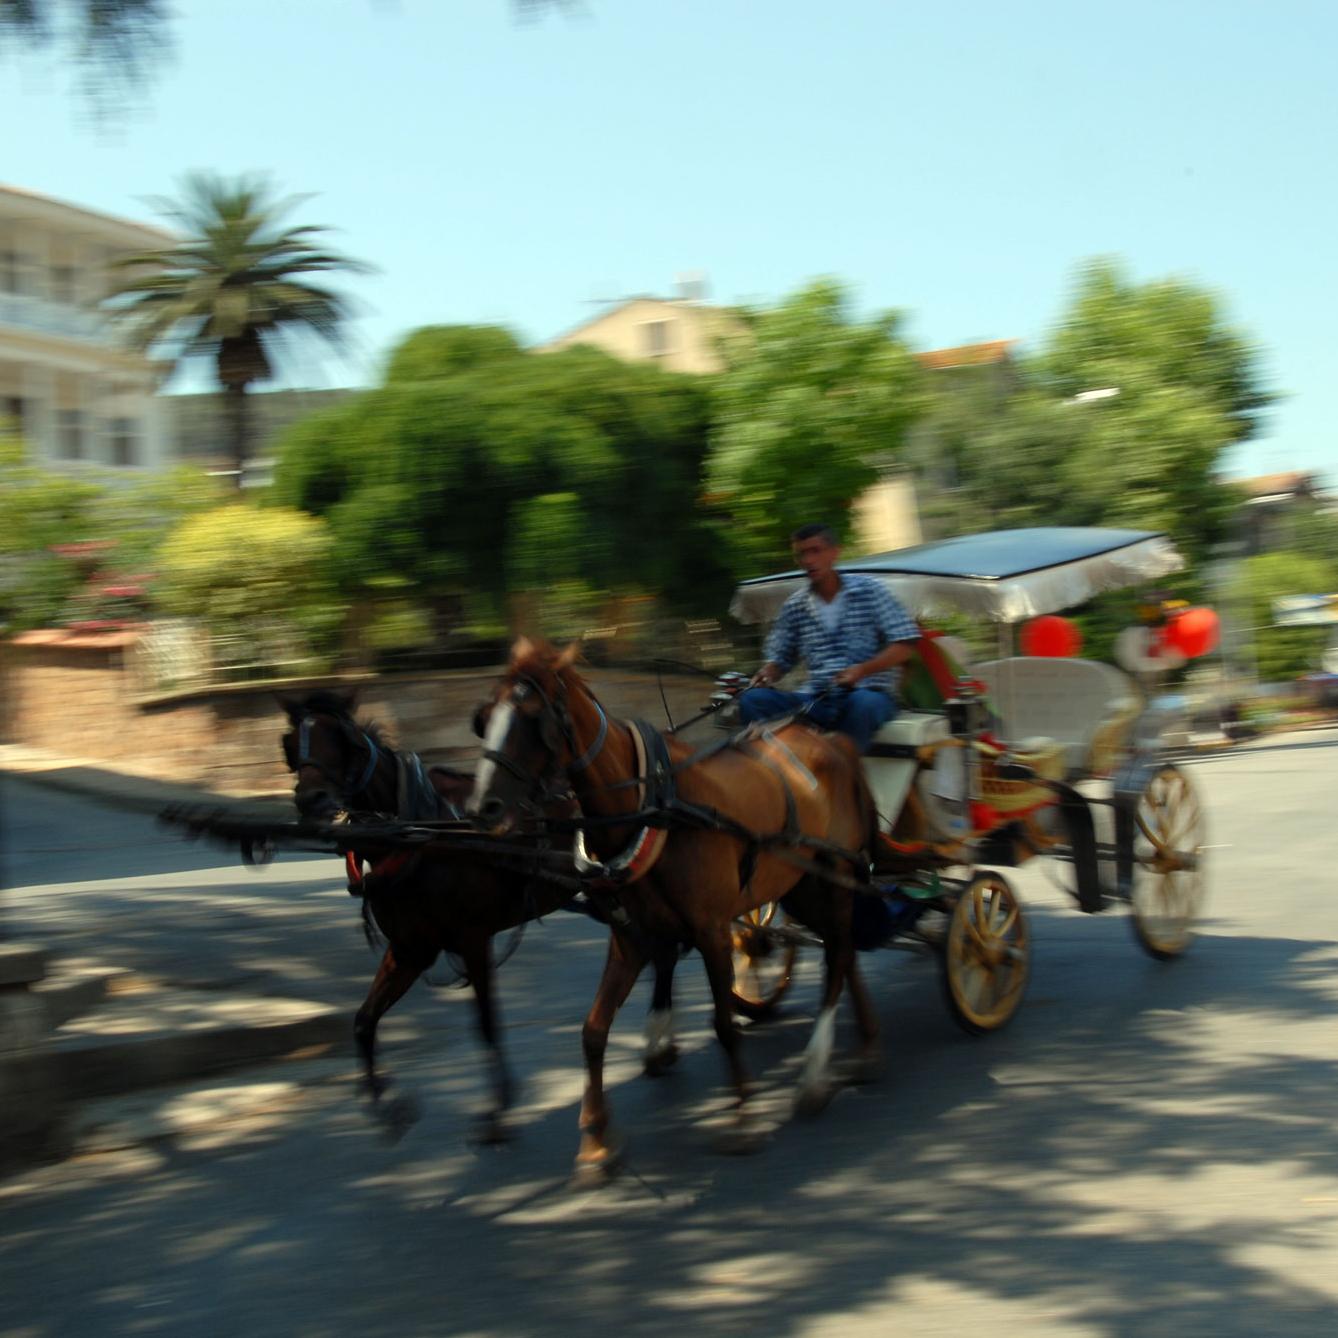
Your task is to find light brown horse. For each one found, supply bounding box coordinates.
[470,641,881,1177]
[280,690,683,1144]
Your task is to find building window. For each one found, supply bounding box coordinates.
[110,416,139,467]
[641,319,674,358]
[0,250,23,295]
[50,265,77,305]
[58,409,85,460]
[3,396,24,432]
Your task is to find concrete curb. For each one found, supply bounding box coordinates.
[0,745,289,818]
[50,989,348,1101]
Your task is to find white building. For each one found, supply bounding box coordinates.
[0,184,171,471]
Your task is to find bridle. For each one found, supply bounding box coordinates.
[480,674,608,813]
[290,712,384,809]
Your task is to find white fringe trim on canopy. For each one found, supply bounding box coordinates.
[729,531,1185,627]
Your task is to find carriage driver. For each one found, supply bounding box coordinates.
[737,523,921,753]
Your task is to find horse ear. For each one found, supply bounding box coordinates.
[274,693,301,720]
[333,687,359,713]
[556,639,582,670]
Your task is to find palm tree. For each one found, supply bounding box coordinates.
[106,173,370,485]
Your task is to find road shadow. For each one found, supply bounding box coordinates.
[5,903,1338,1338]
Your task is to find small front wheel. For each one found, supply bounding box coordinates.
[941,872,1030,1035]
[730,903,798,1021]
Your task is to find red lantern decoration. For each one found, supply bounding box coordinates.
[1020,615,1083,658]
[1163,607,1220,660]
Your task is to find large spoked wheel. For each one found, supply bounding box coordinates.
[730,903,798,1021]
[1130,763,1206,959]
[941,872,1030,1035]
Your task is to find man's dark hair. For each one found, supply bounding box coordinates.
[791,523,838,546]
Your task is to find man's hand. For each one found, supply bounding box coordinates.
[832,664,865,690]
[750,662,782,689]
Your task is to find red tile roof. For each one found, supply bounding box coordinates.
[1231,471,1316,498]
[916,339,1017,370]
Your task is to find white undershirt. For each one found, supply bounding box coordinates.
[812,587,846,636]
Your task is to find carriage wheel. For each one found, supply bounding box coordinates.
[1130,763,1206,959]
[941,872,1029,1035]
[730,902,798,1021]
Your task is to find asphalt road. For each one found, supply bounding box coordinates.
[2,730,1337,1338]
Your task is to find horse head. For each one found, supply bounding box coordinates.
[278,689,390,821]
[467,637,586,833]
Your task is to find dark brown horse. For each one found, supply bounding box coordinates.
[469,641,881,1177]
[279,689,682,1144]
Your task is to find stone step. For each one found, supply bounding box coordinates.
[31,960,135,1027]
[50,986,348,1100]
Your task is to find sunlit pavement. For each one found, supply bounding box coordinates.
[3,731,1338,1337]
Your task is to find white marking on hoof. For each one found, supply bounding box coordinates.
[799,1004,837,1098]
[643,1008,676,1060]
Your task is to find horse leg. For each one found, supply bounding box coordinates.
[354,944,428,1140]
[696,925,763,1152]
[795,883,856,1118]
[642,945,681,1077]
[576,930,646,1182]
[843,949,883,1084]
[458,932,516,1145]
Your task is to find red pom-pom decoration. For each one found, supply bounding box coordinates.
[1163,607,1220,659]
[1020,614,1083,658]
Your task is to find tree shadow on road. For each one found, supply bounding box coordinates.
[6,903,1338,1338]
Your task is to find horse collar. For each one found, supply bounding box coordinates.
[571,699,608,774]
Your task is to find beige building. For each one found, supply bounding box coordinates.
[538,294,747,375]
[0,184,171,471]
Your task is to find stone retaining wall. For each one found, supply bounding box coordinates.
[1,630,719,796]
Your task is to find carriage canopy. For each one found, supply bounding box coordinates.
[729,527,1185,626]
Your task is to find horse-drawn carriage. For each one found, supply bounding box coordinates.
[725,525,1207,1034]
[162,524,1208,1170]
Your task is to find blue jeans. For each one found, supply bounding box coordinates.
[737,686,896,754]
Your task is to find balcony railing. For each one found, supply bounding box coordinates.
[0,293,107,343]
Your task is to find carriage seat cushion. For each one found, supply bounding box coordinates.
[871,710,950,750]
[972,657,1139,773]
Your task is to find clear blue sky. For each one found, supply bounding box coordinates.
[4,0,1334,480]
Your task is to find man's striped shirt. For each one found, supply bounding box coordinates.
[763,573,919,692]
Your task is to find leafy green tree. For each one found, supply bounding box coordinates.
[911,259,1272,564]
[154,503,344,672]
[272,334,730,639]
[0,433,104,630]
[1233,551,1338,682]
[105,173,369,485]
[707,279,926,567]
[384,325,525,384]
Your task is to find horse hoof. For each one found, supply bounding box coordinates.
[471,1112,514,1146]
[642,1045,680,1078]
[794,1082,834,1119]
[376,1092,421,1142]
[571,1140,623,1189]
